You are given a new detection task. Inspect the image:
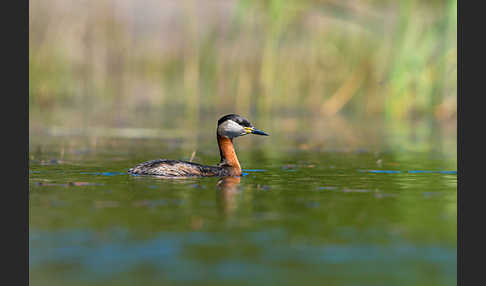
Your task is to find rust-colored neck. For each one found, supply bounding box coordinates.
[217,135,242,176]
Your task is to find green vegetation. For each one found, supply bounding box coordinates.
[29,0,456,125]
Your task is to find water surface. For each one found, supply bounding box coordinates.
[29,134,457,286]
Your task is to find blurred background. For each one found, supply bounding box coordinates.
[29,0,457,157]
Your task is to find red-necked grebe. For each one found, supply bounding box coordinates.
[128,114,269,177]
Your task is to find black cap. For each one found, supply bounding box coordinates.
[217,114,252,127]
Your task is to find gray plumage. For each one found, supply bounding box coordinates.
[128,159,232,177]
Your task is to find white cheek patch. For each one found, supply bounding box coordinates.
[218,120,246,138]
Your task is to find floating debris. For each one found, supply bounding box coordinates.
[190,184,206,189]
[34,182,103,187]
[408,170,457,174]
[31,159,65,165]
[423,192,442,199]
[281,164,297,170]
[318,186,337,190]
[342,188,370,193]
[133,199,185,206]
[80,172,127,176]
[256,184,270,191]
[376,159,383,167]
[133,200,155,207]
[70,182,102,186]
[190,216,204,230]
[189,151,196,162]
[374,193,398,199]
[305,201,320,208]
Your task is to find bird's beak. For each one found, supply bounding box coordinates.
[245,127,269,136]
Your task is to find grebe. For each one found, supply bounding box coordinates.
[128,114,269,177]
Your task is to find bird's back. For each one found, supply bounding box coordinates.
[128,159,229,177]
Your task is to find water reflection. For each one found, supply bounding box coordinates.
[29,142,457,286]
[217,176,241,216]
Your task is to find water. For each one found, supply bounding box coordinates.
[29,133,457,286]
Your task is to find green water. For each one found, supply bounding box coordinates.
[29,130,457,286]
